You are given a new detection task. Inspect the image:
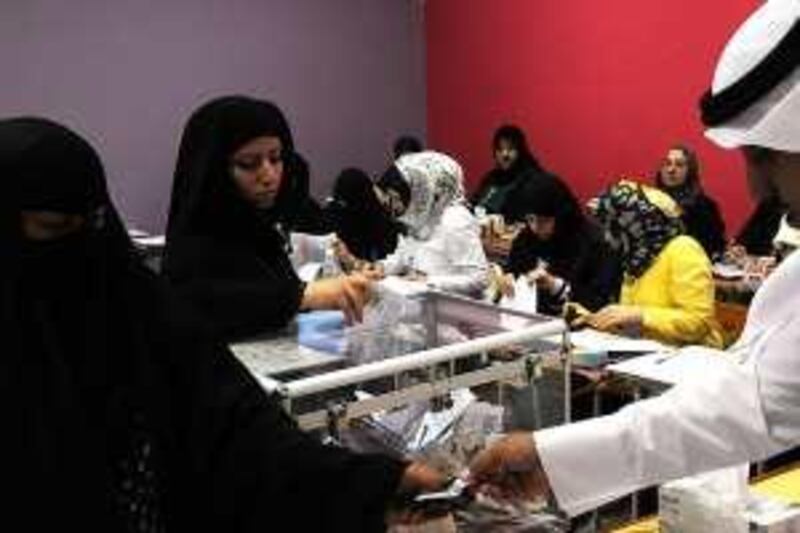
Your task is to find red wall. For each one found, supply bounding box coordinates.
[426,0,758,233]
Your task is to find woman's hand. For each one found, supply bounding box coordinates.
[527,269,557,293]
[331,237,357,272]
[585,304,643,332]
[301,274,372,323]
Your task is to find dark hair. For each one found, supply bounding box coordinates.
[392,135,423,159]
[332,167,375,207]
[506,173,585,234]
[375,164,411,208]
[492,124,542,171]
[655,144,702,196]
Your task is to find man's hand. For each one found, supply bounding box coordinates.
[468,432,552,503]
[398,462,448,494]
[301,274,372,323]
[585,304,643,333]
[388,462,449,525]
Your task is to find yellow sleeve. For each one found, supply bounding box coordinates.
[638,238,718,346]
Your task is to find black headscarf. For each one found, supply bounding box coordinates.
[392,135,423,159]
[491,124,542,177]
[284,152,333,234]
[326,167,399,260]
[471,124,546,220]
[162,96,308,339]
[1,117,170,529]
[654,144,702,209]
[654,145,727,258]
[165,95,300,240]
[506,174,621,312]
[506,173,586,257]
[2,117,406,531]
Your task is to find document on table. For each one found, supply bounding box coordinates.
[545,328,670,354]
[607,347,733,386]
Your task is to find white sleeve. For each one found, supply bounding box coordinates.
[380,235,411,276]
[536,317,800,517]
[427,208,489,295]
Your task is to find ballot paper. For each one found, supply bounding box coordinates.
[289,232,335,269]
[713,262,747,280]
[607,347,733,386]
[296,262,323,282]
[407,389,476,452]
[497,277,537,329]
[131,235,166,247]
[545,328,670,354]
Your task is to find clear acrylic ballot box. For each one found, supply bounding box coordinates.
[230,286,569,435]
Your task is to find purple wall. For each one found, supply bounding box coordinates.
[1,0,426,232]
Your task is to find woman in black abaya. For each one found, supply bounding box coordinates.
[1,117,439,531]
[163,96,370,341]
[325,167,399,261]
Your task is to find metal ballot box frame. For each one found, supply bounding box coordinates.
[231,289,570,435]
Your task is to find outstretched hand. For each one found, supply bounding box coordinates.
[301,274,372,323]
[468,432,552,504]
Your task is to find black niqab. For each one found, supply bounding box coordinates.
[326,167,399,260]
[2,117,170,530]
[3,117,405,531]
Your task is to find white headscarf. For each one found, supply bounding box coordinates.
[394,151,466,239]
[774,214,800,249]
[704,0,800,152]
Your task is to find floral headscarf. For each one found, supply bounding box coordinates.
[394,151,466,239]
[593,180,684,278]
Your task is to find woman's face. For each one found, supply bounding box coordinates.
[494,138,518,170]
[20,211,84,241]
[374,185,408,218]
[525,214,556,241]
[230,135,284,209]
[659,149,689,187]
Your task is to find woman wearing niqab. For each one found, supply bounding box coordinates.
[2,117,430,531]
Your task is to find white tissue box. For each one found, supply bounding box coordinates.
[744,493,800,532]
[659,466,750,533]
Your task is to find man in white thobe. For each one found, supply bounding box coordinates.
[470,0,800,517]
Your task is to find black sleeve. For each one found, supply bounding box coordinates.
[175,276,303,341]
[469,171,495,207]
[289,197,334,235]
[568,234,623,312]
[163,237,303,341]
[162,318,406,532]
[506,229,540,276]
[736,198,785,255]
[684,196,727,260]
